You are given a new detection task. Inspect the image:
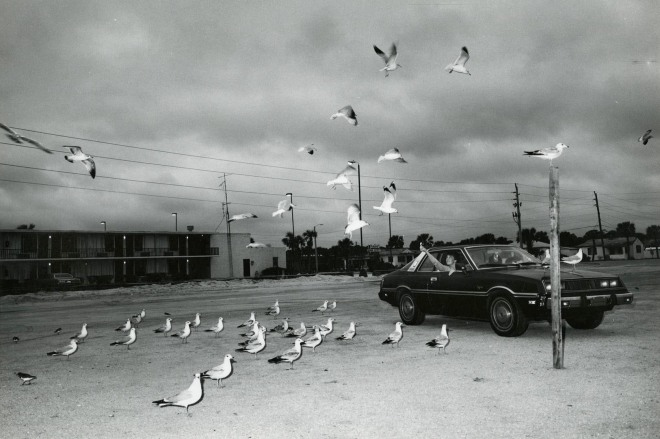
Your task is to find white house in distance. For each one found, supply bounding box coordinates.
[578,237,645,261]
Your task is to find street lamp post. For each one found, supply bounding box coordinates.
[314,223,323,274]
[286,193,295,238]
[100,221,106,232]
[348,160,363,247]
[171,213,178,232]
[286,193,295,272]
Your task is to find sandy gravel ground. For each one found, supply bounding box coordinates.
[1,261,659,439]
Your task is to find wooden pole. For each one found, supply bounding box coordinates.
[549,166,563,369]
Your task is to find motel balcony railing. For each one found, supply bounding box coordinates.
[0,247,219,260]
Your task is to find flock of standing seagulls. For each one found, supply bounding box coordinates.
[15,298,451,414]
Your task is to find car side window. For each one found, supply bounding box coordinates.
[418,252,441,272]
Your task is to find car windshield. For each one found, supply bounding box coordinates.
[466,246,542,269]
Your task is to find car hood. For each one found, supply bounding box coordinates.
[478,266,616,281]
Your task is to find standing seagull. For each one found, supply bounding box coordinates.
[115,319,132,332]
[426,324,450,354]
[373,184,398,215]
[204,317,224,337]
[268,338,303,369]
[152,373,203,413]
[374,43,402,77]
[269,318,290,335]
[0,122,53,154]
[345,204,369,239]
[540,249,551,265]
[638,129,653,145]
[202,354,236,387]
[228,213,258,223]
[110,327,137,350]
[191,313,201,331]
[331,105,358,126]
[298,144,317,155]
[71,323,88,343]
[237,311,257,328]
[336,321,357,341]
[16,372,37,385]
[265,303,280,319]
[445,46,471,75]
[63,146,96,179]
[318,318,335,339]
[561,248,583,273]
[154,318,173,336]
[171,321,192,343]
[523,143,569,164]
[377,148,408,164]
[327,301,337,313]
[302,326,323,353]
[313,300,329,314]
[286,322,307,338]
[47,339,78,359]
[382,322,405,347]
[272,194,296,218]
[235,327,266,359]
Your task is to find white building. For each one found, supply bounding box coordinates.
[579,237,645,261]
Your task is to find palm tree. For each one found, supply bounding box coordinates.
[302,229,317,273]
[386,235,404,249]
[336,238,353,270]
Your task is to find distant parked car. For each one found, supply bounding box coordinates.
[378,244,633,337]
[51,273,81,286]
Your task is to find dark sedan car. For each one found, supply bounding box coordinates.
[378,244,633,337]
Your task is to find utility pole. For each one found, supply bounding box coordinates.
[221,174,233,278]
[549,167,563,369]
[593,192,607,261]
[512,183,523,248]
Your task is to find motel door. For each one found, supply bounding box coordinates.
[243,259,250,277]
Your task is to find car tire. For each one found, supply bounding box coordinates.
[566,311,604,330]
[398,291,425,325]
[488,293,529,337]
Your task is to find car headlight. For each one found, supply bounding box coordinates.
[600,280,609,288]
[609,280,618,287]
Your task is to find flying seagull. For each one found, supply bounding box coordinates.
[374,43,402,77]
[327,163,357,191]
[345,204,369,239]
[204,317,224,337]
[336,321,357,341]
[17,372,37,385]
[374,183,398,215]
[110,327,137,350]
[298,144,317,155]
[154,318,173,336]
[382,322,404,347]
[523,143,569,164]
[638,129,653,145]
[445,46,471,75]
[152,373,203,413]
[47,339,78,359]
[268,338,303,369]
[378,148,408,164]
[202,354,236,387]
[228,213,258,223]
[331,105,358,126]
[63,146,96,179]
[272,193,295,218]
[561,248,583,273]
[246,242,267,248]
[426,324,450,354]
[0,122,53,154]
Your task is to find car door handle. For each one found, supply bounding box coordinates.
[430,277,438,282]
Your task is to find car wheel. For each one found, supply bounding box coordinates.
[566,311,604,330]
[489,293,528,337]
[398,292,425,325]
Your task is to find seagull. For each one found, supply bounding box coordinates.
[331,105,358,126]
[265,304,280,319]
[139,309,146,319]
[561,248,583,273]
[54,327,62,335]
[71,323,88,343]
[345,204,369,239]
[374,43,402,77]
[377,148,408,164]
[286,322,307,338]
[272,194,296,218]
[318,318,335,339]
[202,354,236,387]
[445,46,471,75]
[237,312,256,328]
[228,213,258,223]
[115,319,132,332]
[110,327,137,350]
[152,373,203,413]
[269,318,290,335]
[13,336,19,343]
[246,242,267,248]
[204,317,224,337]
[327,162,358,191]
[638,129,653,145]
[426,324,450,354]
[235,327,266,358]
[154,318,173,336]
[191,313,201,331]
[239,321,263,339]
[374,183,398,215]
[131,313,143,328]
[0,122,53,154]
[336,321,357,341]
[47,339,78,359]
[298,144,317,155]
[382,322,404,347]
[523,143,569,164]
[313,300,328,314]
[302,326,323,352]
[63,146,96,179]
[540,249,551,264]
[267,300,279,311]
[268,338,303,369]
[327,301,337,312]
[171,321,192,343]
[17,372,37,385]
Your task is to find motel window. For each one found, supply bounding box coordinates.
[273,257,278,267]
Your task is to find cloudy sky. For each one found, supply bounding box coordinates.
[1,1,658,248]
